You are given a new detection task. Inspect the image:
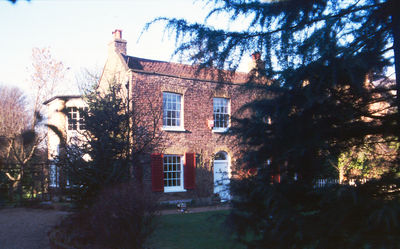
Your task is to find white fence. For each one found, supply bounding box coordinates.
[314,178,367,188]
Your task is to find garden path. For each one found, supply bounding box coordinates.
[0,208,69,249]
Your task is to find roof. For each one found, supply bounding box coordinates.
[43,95,82,105]
[123,55,249,84]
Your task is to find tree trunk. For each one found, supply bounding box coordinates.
[12,180,19,202]
[17,168,24,203]
[338,166,345,184]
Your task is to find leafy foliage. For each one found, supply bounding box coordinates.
[337,138,398,181]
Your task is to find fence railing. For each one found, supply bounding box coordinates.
[314,178,368,188]
[0,163,53,205]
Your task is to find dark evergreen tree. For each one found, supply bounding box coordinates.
[149,0,400,247]
[57,83,163,207]
[59,83,131,206]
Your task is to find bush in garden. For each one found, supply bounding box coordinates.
[50,181,159,249]
[90,182,159,249]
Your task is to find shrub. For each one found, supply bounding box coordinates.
[90,182,159,249]
[50,181,159,249]
[229,173,400,249]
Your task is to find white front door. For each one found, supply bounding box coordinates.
[213,159,231,201]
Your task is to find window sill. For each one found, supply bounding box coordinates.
[164,188,187,193]
[67,130,86,135]
[162,127,186,132]
[212,128,229,133]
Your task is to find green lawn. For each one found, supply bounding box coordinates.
[147,210,245,249]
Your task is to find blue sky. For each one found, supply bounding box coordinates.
[0,0,233,94]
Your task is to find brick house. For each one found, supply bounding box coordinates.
[45,30,260,202]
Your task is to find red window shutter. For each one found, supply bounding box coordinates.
[274,173,281,183]
[276,166,281,183]
[151,154,164,192]
[271,167,281,183]
[184,153,196,189]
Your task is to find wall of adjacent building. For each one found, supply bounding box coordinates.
[46,97,87,160]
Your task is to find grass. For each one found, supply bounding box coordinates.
[147,210,245,249]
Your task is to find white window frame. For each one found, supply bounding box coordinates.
[163,154,185,192]
[213,98,230,133]
[67,107,86,131]
[49,144,60,188]
[49,163,59,188]
[162,92,185,131]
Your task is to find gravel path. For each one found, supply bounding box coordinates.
[0,208,69,249]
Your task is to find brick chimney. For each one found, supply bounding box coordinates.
[248,51,265,75]
[109,29,127,55]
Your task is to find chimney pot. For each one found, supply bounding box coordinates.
[252,51,261,61]
[113,29,122,40]
[109,29,127,55]
[248,51,266,77]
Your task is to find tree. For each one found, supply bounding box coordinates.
[0,85,34,201]
[149,0,400,248]
[75,66,102,96]
[56,81,164,207]
[47,78,163,248]
[149,2,399,179]
[7,0,29,3]
[30,47,66,127]
[0,86,29,138]
[0,47,65,203]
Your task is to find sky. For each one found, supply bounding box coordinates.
[0,0,242,95]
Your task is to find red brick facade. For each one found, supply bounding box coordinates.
[128,62,257,201]
[100,30,260,202]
